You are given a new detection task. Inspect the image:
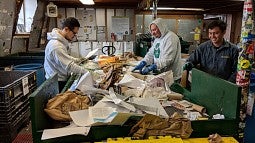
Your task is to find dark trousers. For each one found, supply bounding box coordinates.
[174,78,181,83]
[58,81,67,92]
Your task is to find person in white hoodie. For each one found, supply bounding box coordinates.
[44,17,87,91]
[132,18,182,82]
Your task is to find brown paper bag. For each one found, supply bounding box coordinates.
[44,90,91,121]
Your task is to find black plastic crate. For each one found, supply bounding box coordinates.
[0,98,30,123]
[0,70,36,104]
[0,71,36,123]
[0,108,30,143]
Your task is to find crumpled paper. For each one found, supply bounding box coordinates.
[122,71,182,100]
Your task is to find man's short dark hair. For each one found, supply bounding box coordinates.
[61,17,80,31]
[208,20,227,32]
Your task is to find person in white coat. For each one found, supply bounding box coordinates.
[44,17,87,90]
[133,18,182,81]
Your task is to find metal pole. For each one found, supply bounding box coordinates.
[236,0,255,141]
[152,0,158,20]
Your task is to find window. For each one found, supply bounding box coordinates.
[16,0,37,33]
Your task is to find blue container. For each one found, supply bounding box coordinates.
[244,102,255,143]
[13,63,45,87]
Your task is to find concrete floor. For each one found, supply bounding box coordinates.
[12,121,33,143]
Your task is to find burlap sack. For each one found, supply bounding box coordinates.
[129,112,193,139]
[44,90,91,121]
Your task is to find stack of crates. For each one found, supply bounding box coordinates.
[0,70,37,143]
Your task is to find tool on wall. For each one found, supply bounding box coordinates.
[102,45,116,56]
[152,0,158,19]
[47,2,58,17]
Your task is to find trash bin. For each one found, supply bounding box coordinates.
[0,52,45,67]
[135,33,152,57]
[13,63,45,87]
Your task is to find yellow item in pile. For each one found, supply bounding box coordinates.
[107,136,183,143]
[98,55,120,68]
[183,137,238,143]
[106,136,238,143]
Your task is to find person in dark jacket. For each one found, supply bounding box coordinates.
[182,20,239,83]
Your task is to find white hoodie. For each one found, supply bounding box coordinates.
[143,18,182,80]
[44,28,87,81]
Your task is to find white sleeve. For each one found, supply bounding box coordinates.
[53,48,87,74]
[156,34,180,70]
[142,44,155,65]
[72,57,81,63]
[67,62,88,74]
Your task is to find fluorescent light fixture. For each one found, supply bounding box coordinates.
[80,0,95,5]
[150,7,204,11]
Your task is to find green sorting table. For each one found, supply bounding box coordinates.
[170,68,241,138]
[29,68,241,142]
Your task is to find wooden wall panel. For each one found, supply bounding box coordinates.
[0,0,17,56]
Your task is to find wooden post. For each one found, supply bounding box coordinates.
[0,0,18,56]
[28,0,46,49]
